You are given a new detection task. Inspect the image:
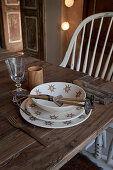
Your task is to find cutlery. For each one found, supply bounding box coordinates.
[16,93,86,106]
[7,115,47,147]
[14,94,95,115]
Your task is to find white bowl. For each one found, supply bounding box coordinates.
[30,82,86,113]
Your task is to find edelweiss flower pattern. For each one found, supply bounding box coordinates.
[48,84,56,92]
[75,91,82,98]
[64,85,71,93]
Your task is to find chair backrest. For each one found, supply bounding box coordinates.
[60,12,113,81]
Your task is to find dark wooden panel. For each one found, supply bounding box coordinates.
[25,16,38,51]
[24,0,36,9]
[20,0,46,60]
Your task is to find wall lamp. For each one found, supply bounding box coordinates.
[61,22,70,30]
[65,0,74,7]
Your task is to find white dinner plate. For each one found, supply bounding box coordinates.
[26,98,85,122]
[20,98,92,129]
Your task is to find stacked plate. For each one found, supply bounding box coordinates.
[20,82,92,128]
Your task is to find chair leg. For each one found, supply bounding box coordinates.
[102,130,107,148]
[95,133,103,159]
[107,138,113,164]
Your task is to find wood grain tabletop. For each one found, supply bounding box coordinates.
[0,48,113,170]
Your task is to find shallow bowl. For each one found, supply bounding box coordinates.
[30,82,86,113]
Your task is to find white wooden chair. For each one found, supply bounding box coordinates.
[60,12,113,81]
[60,12,113,165]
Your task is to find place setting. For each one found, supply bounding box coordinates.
[5,57,95,128]
[5,57,95,145]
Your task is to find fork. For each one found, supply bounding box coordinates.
[7,115,47,147]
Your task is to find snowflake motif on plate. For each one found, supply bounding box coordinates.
[45,121,54,126]
[49,115,58,120]
[48,84,56,92]
[29,116,37,121]
[66,113,75,118]
[64,120,72,125]
[35,111,42,115]
[35,89,41,95]
[29,103,37,108]
[64,85,71,93]
[75,91,82,98]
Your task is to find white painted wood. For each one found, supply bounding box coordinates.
[76,25,86,71]
[107,139,113,164]
[60,12,113,81]
[88,17,103,76]
[102,131,107,148]
[107,62,113,81]
[84,139,95,150]
[95,134,103,159]
[82,19,94,73]
[71,39,77,69]
[101,43,113,79]
[81,150,113,170]
[95,17,113,78]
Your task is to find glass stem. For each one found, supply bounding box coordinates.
[15,82,22,92]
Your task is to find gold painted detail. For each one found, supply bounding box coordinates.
[35,111,41,115]
[66,113,74,118]
[64,85,71,93]
[35,89,41,95]
[29,116,37,121]
[45,121,54,126]
[50,115,58,120]
[75,91,82,98]
[64,120,72,125]
[48,84,56,92]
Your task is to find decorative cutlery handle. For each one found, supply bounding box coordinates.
[20,126,47,147]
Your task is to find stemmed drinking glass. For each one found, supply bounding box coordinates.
[5,57,27,95]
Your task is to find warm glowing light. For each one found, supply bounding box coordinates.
[61,22,70,30]
[65,0,74,7]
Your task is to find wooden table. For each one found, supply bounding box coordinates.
[0,48,113,170]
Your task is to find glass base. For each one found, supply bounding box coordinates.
[12,88,29,104]
[12,88,29,95]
